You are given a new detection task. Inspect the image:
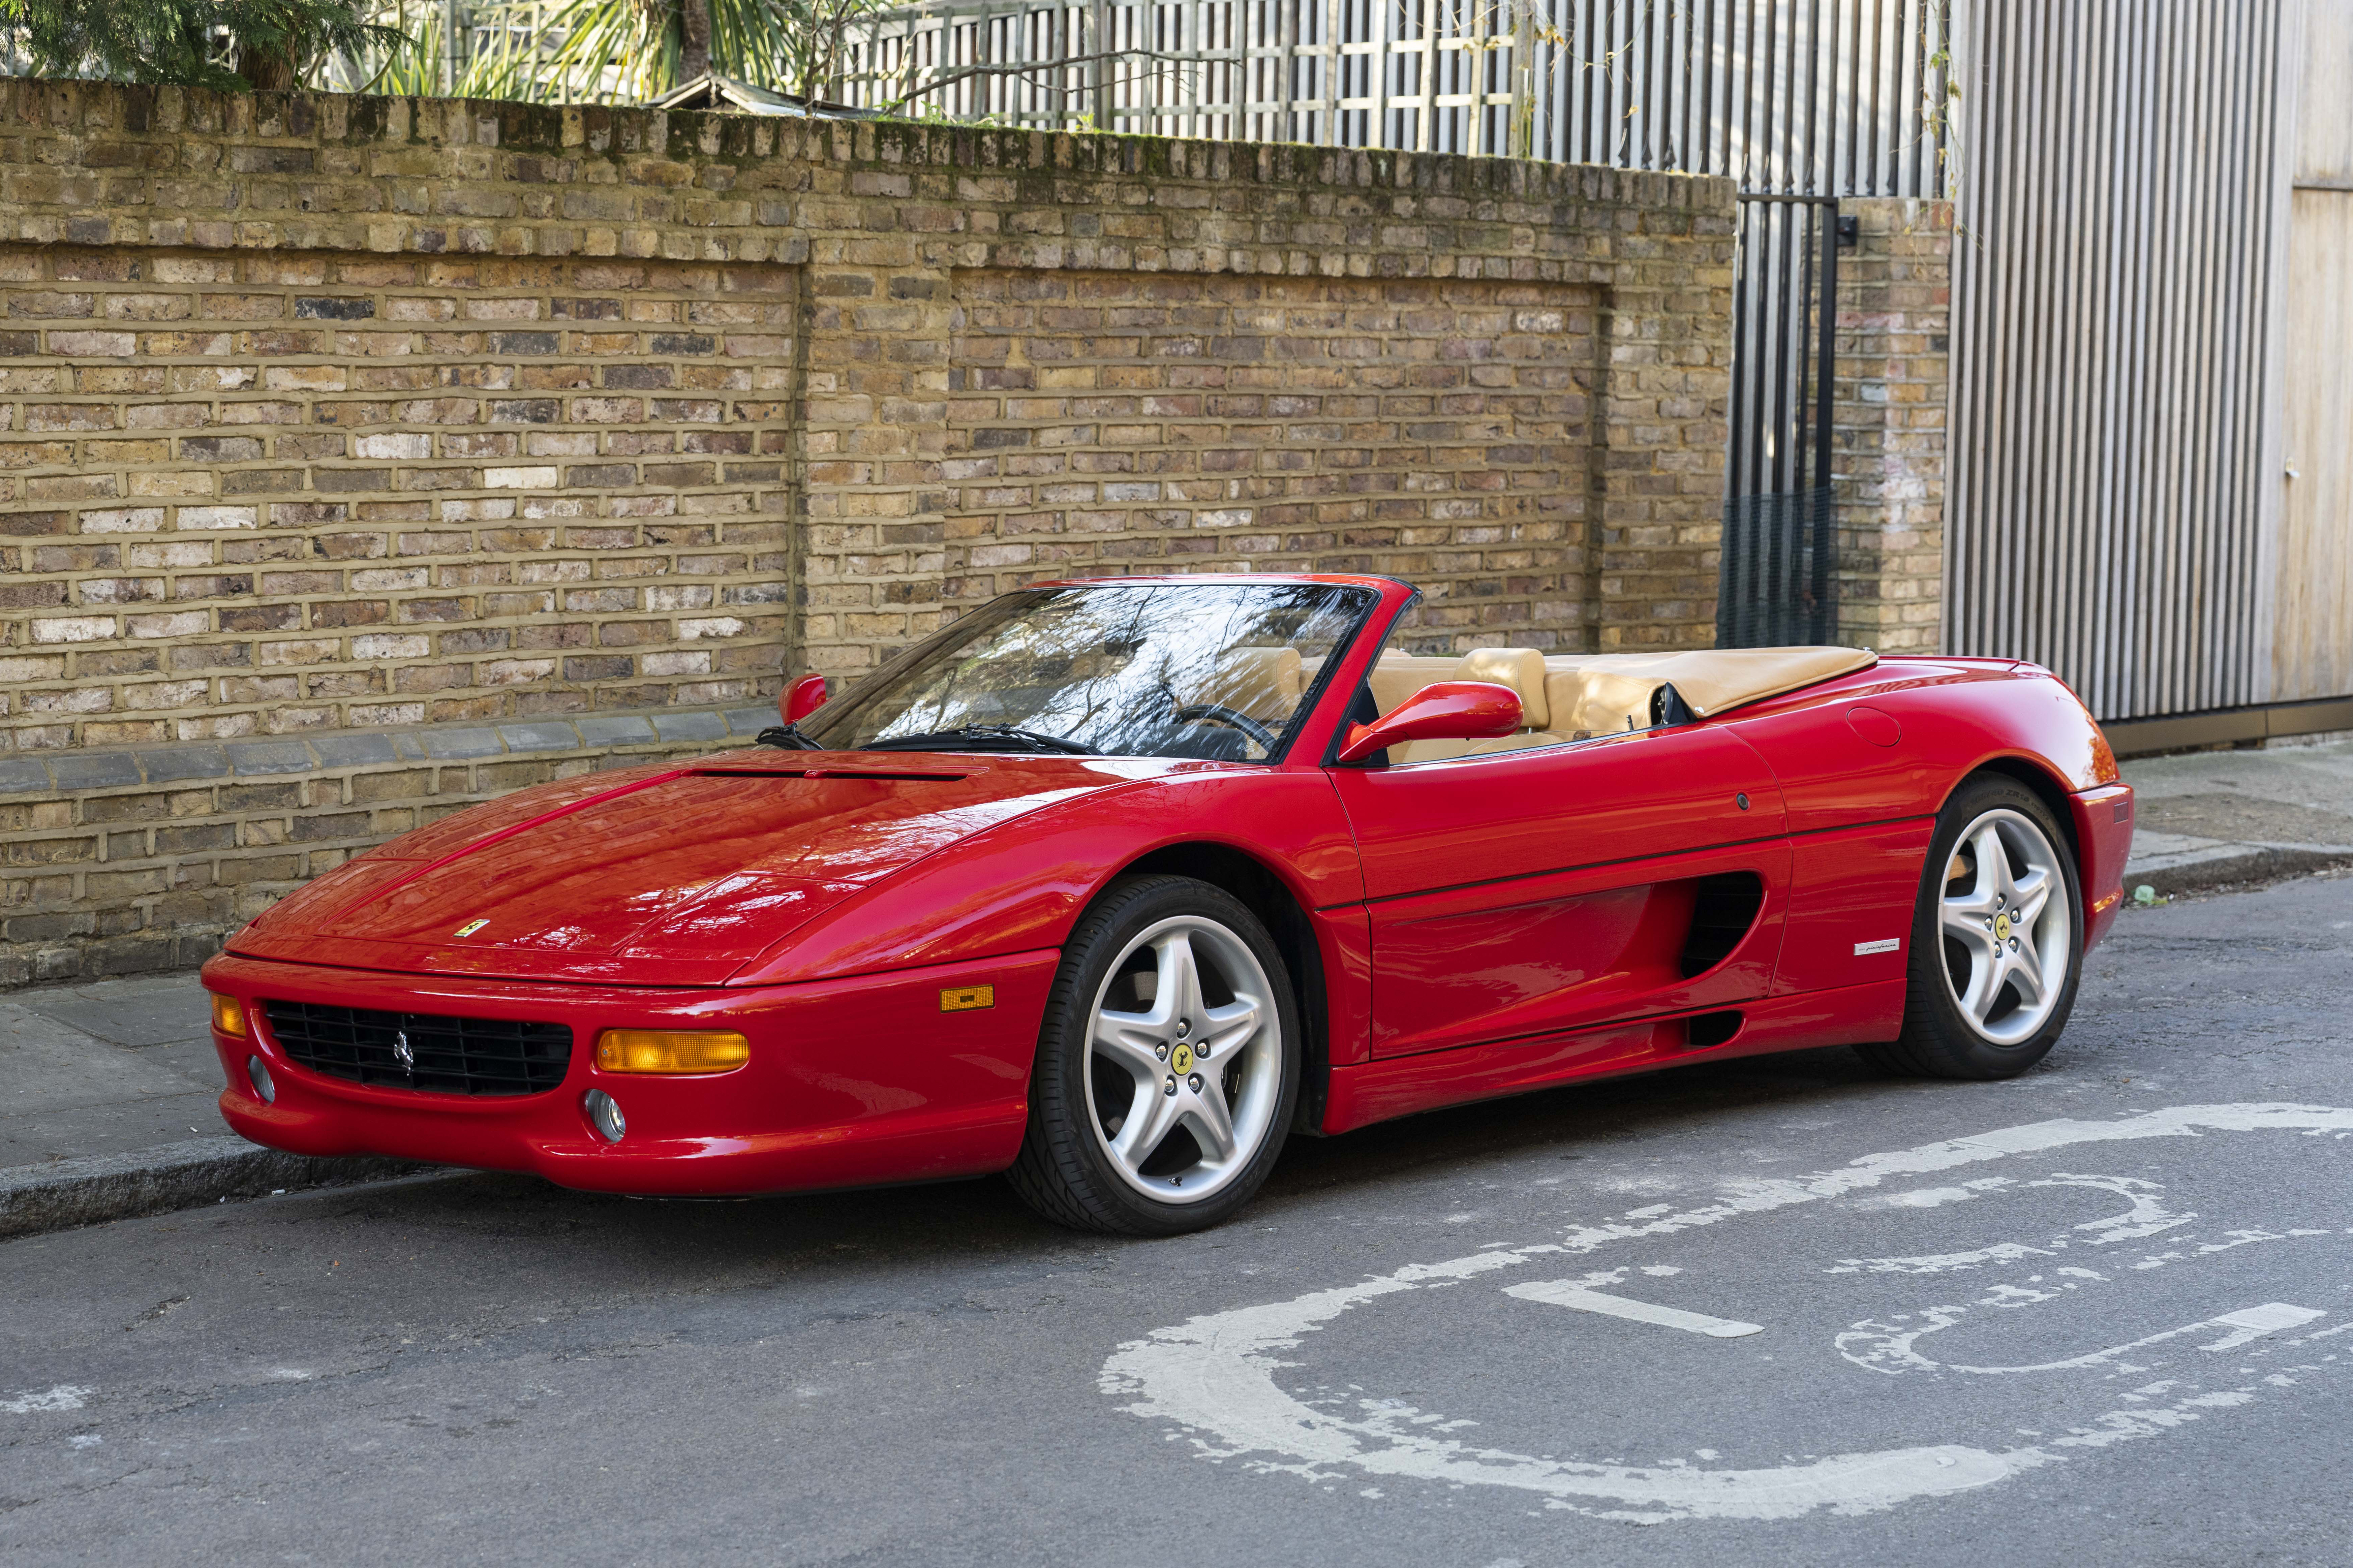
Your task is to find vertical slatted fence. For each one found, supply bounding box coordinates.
[839,0,1950,193]
[1944,0,2289,718]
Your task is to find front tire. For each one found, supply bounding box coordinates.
[1007,876,1300,1235]
[1858,775,2084,1080]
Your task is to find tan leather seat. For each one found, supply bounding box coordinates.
[1452,648,1549,728]
[1367,652,1460,716]
[1362,642,1877,762]
[1192,645,1303,722]
[1544,666,1665,740]
[1398,647,1566,762]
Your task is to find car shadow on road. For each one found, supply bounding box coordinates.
[265,1042,1906,1285]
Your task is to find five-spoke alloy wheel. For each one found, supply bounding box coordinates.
[1935,806,2072,1045]
[1009,876,1300,1234]
[1860,775,2085,1079]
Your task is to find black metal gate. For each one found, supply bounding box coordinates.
[1716,194,1839,648]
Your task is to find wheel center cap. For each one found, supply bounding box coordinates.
[1994,912,2013,942]
[1170,1042,1195,1076]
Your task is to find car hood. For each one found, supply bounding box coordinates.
[225,752,1118,985]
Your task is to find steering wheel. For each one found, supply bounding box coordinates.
[1171,703,1280,750]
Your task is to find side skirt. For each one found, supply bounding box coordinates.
[1318,979,1908,1135]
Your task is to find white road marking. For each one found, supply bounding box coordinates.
[1103,1103,2353,1523]
[1506,1276,1765,1338]
[1843,1301,2328,1375]
[2201,1303,2326,1351]
[1832,1174,2194,1275]
[1,1385,91,1414]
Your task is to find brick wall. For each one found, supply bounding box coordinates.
[926,271,1599,653]
[1831,197,1953,655]
[0,80,1736,986]
[0,249,799,748]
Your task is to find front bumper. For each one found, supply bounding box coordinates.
[200,950,1055,1196]
[2068,782,2135,951]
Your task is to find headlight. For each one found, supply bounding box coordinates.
[593,1029,750,1075]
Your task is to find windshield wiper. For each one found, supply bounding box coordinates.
[864,724,1096,755]
[755,722,825,751]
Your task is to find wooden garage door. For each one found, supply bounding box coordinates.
[2276,0,2353,701]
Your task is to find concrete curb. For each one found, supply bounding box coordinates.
[0,1136,435,1242]
[2129,847,2353,899]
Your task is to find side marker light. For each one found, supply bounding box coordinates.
[594,1029,751,1075]
[210,993,248,1037]
[940,985,995,1013]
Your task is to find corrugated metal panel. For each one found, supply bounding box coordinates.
[1533,0,1947,192]
[1946,0,2288,719]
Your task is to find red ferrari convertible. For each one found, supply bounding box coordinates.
[203,574,2133,1234]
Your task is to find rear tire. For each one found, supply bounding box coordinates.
[1857,775,2083,1080]
[1006,876,1300,1235]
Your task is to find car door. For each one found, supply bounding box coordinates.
[1325,726,1793,1059]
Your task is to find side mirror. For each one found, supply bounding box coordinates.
[780,673,830,725]
[1335,681,1521,765]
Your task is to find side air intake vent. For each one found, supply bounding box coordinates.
[1679,871,1766,977]
[1683,1010,1744,1049]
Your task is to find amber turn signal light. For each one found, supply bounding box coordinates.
[593,1029,751,1075]
[210,993,247,1037]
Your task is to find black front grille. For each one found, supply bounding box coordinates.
[262,1000,572,1096]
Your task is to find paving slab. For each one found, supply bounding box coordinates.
[2120,736,2353,892]
[10,972,213,1052]
[0,1002,222,1170]
[0,974,426,1236]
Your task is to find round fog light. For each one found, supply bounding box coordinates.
[245,1055,275,1104]
[583,1088,626,1144]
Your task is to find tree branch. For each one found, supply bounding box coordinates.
[871,46,1193,113]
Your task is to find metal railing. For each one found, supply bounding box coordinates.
[1718,192,1839,648]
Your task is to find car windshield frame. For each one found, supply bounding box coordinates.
[794,580,1385,764]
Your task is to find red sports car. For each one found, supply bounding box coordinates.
[203,574,2134,1234]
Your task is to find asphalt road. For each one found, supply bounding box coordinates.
[5,873,2353,1567]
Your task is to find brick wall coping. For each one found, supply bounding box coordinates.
[0,79,1724,280]
[2,702,777,796]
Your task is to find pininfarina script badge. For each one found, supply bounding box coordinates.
[393,1029,415,1073]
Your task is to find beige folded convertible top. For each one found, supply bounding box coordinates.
[1550,646,1877,719]
[1368,644,1879,753]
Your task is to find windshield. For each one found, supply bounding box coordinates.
[799,582,1379,760]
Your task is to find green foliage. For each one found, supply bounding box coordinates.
[2,0,887,106]
[363,7,538,98]
[521,0,888,105]
[2,0,406,90]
